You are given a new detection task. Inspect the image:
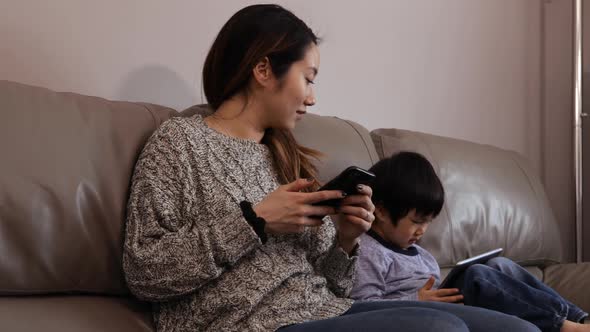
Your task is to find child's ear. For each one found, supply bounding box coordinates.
[374,204,390,222]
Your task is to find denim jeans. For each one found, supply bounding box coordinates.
[456,257,588,332]
[278,300,539,332]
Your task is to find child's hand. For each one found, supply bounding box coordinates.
[418,276,464,303]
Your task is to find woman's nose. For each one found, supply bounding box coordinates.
[304,90,316,106]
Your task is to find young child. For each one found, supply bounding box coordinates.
[351,151,589,332]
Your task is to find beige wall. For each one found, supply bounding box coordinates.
[0,0,576,260]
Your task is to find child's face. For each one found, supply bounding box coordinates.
[375,207,433,249]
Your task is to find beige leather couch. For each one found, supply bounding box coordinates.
[1,80,588,331]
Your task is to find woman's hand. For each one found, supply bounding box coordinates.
[418,276,464,303]
[253,178,345,235]
[331,184,375,254]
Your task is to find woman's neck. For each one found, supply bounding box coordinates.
[205,95,266,143]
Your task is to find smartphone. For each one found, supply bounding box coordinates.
[312,166,376,207]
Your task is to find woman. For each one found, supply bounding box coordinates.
[123,4,540,332]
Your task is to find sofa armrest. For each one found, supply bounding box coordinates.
[543,262,590,314]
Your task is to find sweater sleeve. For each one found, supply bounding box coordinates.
[122,121,261,302]
[308,216,357,297]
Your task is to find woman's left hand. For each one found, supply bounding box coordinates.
[331,184,375,254]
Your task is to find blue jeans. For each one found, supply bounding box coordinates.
[278,300,539,332]
[456,257,588,332]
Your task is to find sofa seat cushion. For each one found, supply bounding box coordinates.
[0,296,153,332]
[544,262,590,314]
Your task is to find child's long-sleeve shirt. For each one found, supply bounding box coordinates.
[351,229,441,301]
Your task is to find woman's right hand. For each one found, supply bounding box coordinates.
[418,276,464,303]
[253,178,346,235]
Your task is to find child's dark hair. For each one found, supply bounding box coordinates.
[369,151,445,225]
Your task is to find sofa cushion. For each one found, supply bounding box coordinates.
[370,128,563,267]
[0,296,153,332]
[543,262,590,314]
[293,114,380,183]
[0,81,176,295]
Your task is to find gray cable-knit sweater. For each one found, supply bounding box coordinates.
[123,115,357,332]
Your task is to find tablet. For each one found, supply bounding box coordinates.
[439,248,503,289]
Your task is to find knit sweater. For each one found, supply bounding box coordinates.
[123,115,356,332]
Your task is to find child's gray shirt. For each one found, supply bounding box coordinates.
[351,229,441,301]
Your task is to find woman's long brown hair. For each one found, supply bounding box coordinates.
[202,4,322,190]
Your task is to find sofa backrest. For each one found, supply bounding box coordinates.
[293,114,380,182]
[370,128,563,268]
[0,83,379,296]
[0,81,176,295]
[0,80,563,297]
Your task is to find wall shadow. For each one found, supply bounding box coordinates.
[116,65,197,111]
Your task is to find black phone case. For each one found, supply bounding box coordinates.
[313,166,375,207]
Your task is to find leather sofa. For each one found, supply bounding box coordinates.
[1,80,588,331]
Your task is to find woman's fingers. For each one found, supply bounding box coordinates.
[337,205,375,222]
[260,179,346,235]
[340,194,375,211]
[355,184,372,197]
[303,189,346,205]
[336,214,372,233]
[282,178,317,192]
[303,205,337,217]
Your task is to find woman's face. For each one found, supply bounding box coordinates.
[262,43,320,130]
